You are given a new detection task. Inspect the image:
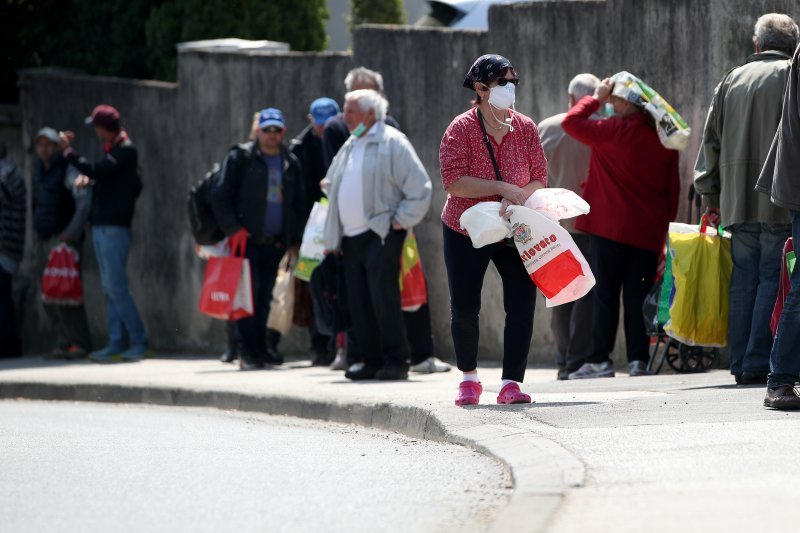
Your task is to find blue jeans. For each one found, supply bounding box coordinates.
[728,222,791,376]
[768,211,800,388]
[92,226,147,348]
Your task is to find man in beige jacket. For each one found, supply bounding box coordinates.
[694,13,798,385]
[537,73,600,380]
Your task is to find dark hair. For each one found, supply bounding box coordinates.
[0,142,6,160]
[643,111,656,130]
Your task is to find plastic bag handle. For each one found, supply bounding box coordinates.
[228,230,248,257]
[698,214,723,236]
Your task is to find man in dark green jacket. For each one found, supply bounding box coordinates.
[694,13,799,385]
[211,108,307,369]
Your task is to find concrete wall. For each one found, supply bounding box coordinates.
[15,0,800,363]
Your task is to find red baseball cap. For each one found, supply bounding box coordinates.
[85,105,121,131]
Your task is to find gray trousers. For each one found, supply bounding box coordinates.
[35,238,92,352]
[550,233,593,371]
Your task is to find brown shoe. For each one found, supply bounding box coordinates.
[64,344,89,359]
[44,347,70,360]
[764,385,800,410]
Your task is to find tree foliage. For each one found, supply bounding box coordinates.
[0,0,329,101]
[350,0,406,29]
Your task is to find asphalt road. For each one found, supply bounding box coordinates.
[0,400,510,533]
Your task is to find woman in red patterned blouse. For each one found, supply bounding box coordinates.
[439,54,548,407]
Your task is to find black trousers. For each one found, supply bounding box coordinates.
[550,233,593,371]
[237,241,284,363]
[0,267,21,357]
[346,300,434,366]
[405,301,434,365]
[588,235,658,364]
[341,229,410,369]
[442,224,537,382]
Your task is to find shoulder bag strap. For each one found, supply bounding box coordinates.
[476,108,503,182]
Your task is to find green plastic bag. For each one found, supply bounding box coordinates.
[664,222,732,347]
[657,243,674,327]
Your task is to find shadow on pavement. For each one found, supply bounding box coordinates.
[465,401,598,411]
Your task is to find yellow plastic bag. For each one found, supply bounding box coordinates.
[664,222,732,347]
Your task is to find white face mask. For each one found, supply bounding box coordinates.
[488,82,516,110]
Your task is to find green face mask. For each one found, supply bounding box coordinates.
[350,122,367,138]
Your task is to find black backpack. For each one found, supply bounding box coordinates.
[187,162,225,245]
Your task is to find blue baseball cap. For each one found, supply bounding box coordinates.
[309,97,340,126]
[258,108,285,129]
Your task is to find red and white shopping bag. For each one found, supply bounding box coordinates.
[41,243,84,305]
[507,205,595,307]
[198,231,253,320]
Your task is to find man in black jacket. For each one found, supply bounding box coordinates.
[60,104,148,363]
[212,108,307,369]
[0,141,26,357]
[275,97,341,366]
[33,127,92,358]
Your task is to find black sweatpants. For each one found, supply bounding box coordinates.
[0,267,21,357]
[587,235,658,365]
[237,241,284,363]
[550,233,593,372]
[442,224,537,382]
[341,229,410,370]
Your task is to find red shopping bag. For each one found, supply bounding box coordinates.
[198,231,254,320]
[399,232,427,311]
[771,237,794,338]
[41,243,84,305]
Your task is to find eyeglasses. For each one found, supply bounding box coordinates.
[480,77,520,90]
[261,127,283,134]
[494,77,519,87]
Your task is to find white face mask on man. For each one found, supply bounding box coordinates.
[488,83,516,110]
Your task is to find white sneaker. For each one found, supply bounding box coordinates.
[628,360,649,376]
[409,356,452,373]
[568,361,615,379]
[346,362,365,373]
[329,348,348,371]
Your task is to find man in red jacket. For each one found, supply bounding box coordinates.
[562,77,680,379]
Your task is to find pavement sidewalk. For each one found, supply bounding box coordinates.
[1,355,798,533]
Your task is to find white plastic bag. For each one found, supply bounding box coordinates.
[195,238,229,260]
[523,188,590,221]
[267,254,295,335]
[294,200,328,281]
[507,205,595,307]
[459,201,511,248]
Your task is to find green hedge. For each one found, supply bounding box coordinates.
[0,0,328,101]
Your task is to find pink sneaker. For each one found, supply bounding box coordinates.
[497,382,532,404]
[455,381,482,406]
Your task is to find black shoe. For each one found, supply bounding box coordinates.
[239,358,265,371]
[345,365,379,380]
[764,385,800,410]
[311,352,335,367]
[375,363,409,381]
[265,346,284,365]
[220,351,237,364]
[740,371,768,385]
[557,369,569,380]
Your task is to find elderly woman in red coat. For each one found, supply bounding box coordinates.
[562,77,680,380]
